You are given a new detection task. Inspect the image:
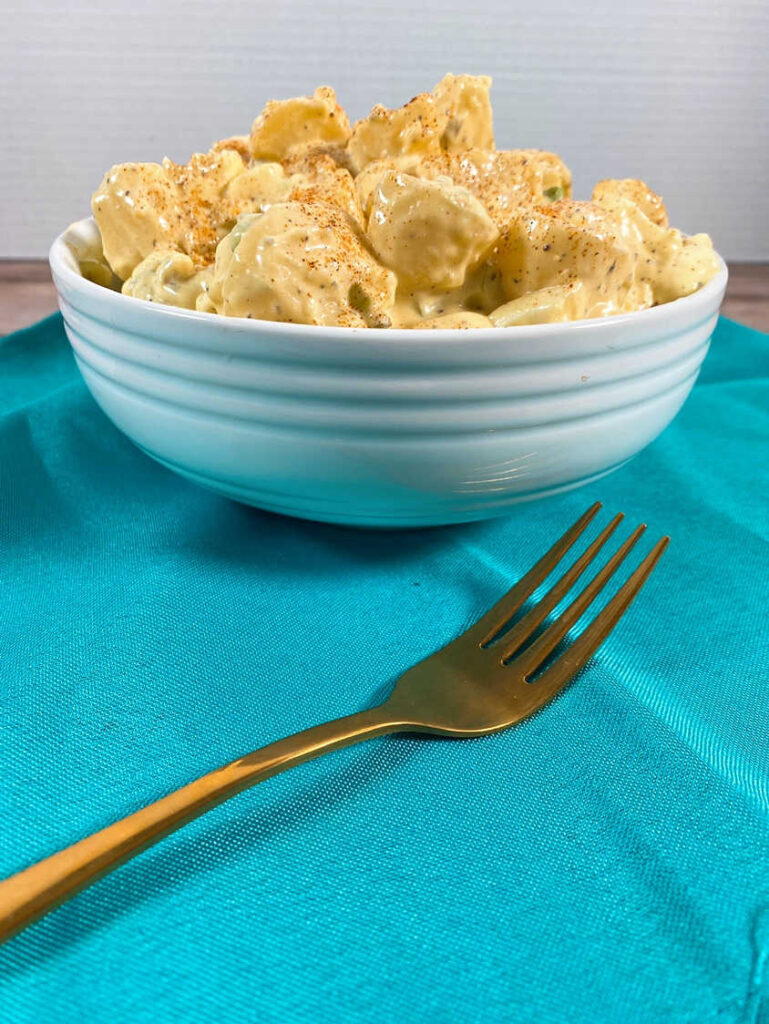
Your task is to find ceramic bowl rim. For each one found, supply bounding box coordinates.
[50,216,728,347]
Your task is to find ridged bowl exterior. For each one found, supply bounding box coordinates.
[50,218,727,527]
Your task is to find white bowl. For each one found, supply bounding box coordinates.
[50,217,727,527]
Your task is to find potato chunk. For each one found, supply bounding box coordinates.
[493,200,651,318]
[208,202,397,326]
[355,149,572,228]
[221,161,294,214]
[122,249,211,309]
[418,149,573,227]
[432,73,494,151]
[414,311,493,329]
[366,172,498,291]
[249,87,351,161]
[354,157,422,218]
[347,94,446,175]
[490,282,587,325]
[92,149,291,279]
[348,76,494,173]
[591,180,720,303]
[92,162,183,281]
[210,134,253,162]
[281,143,354,176]
[592,178,669,227]
[285,152,364,225]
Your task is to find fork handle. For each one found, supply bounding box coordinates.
[0,704,399,943]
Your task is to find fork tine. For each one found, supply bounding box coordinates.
[499,512,625,662]
[475,502,602,646]
[527,536,669,700]
[514,523,648,676]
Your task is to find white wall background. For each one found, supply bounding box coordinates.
[2,0,768,260]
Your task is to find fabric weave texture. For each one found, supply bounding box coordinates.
[0,314,767,1023]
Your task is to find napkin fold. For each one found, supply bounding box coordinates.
[1,314,768,1024]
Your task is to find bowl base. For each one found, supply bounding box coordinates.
[140,445,631,528]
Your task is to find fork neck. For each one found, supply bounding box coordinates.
[230,703,402,782]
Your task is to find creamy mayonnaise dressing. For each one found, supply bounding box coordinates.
[90,75,719,328]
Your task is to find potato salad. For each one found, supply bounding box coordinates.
[91,76,720,328]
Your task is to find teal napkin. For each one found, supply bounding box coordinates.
[1,314,768,1024]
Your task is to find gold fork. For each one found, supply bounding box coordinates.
[0,503,667,943]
